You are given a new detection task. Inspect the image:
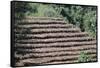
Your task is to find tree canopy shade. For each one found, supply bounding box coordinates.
[14,2,97,38]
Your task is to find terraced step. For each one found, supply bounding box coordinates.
[15,54,96,64]
[15,32,89,39]
[16,16,64,21]
[44,58,97,65]
[15,44,96,55]
[14,17,97,66]
[16,47,96,54]
[15,40,96,47]
[16,49,96,56]
[16,20,66,24]
[15,28,81,34]
[19,44,96,51]
[16,58,97,66]
[15,37,95,43]
[15,24,73,29]
[15,49,96,59]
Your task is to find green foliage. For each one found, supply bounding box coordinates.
[14,2,97,38]
[78,52,92,62]
[83,9,97,38]
[61,6,84,27]
[25,4,62,17]
[61,6,97,38]
[14,2,31,18]
[35,4,57,17]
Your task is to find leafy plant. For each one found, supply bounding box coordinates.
[78,51,92,62]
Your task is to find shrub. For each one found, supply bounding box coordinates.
[78,51,92,62]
